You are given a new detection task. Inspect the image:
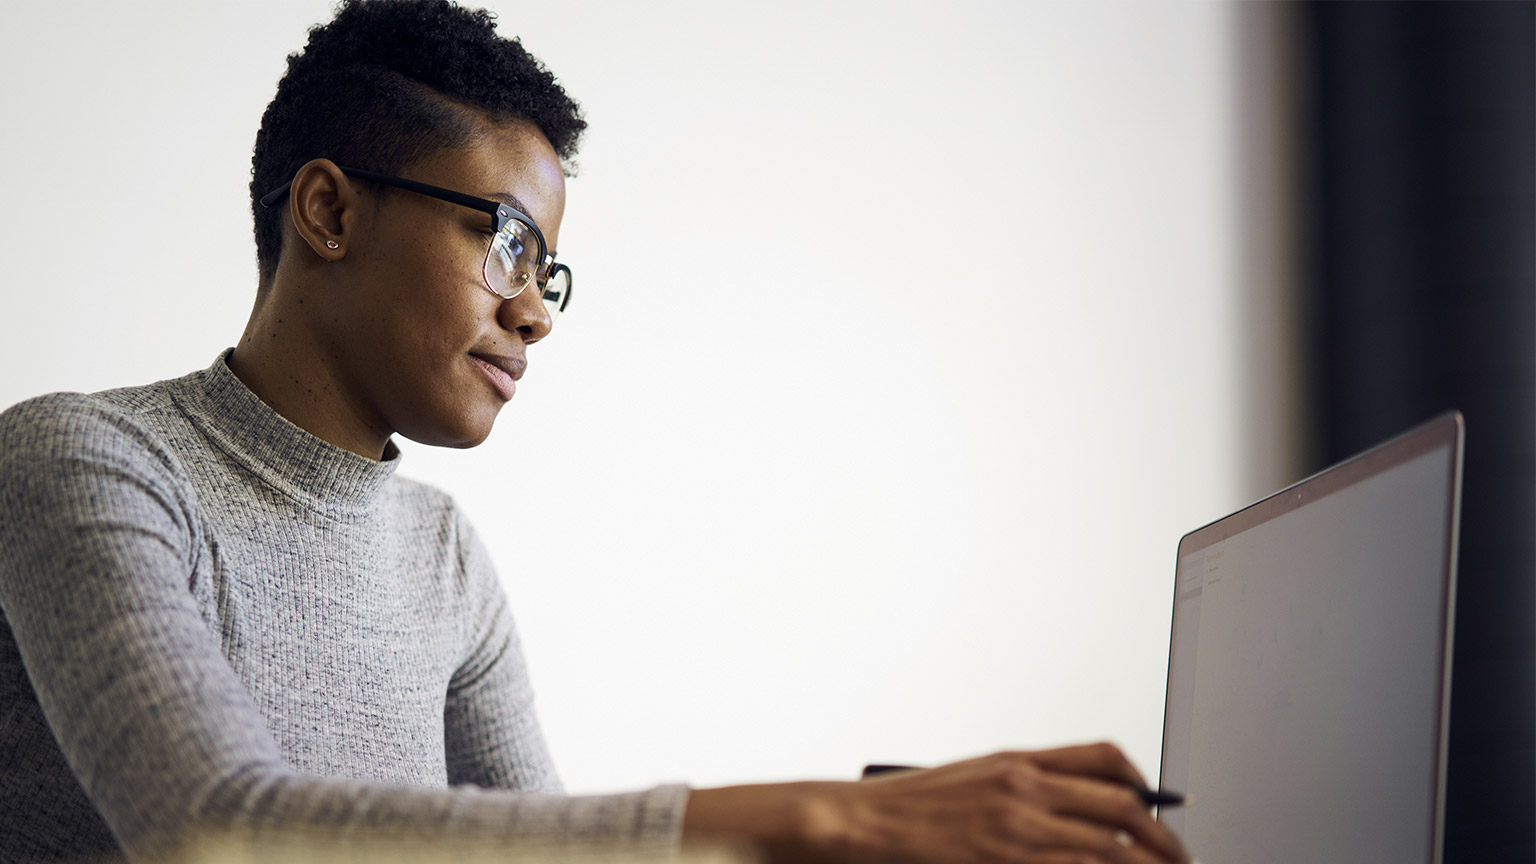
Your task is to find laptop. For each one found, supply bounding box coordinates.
[1157,412,1463,863]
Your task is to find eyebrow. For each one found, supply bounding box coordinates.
[480,191,536,225]
[479,191,556,254]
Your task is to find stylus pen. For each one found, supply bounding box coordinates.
[859,764,1187,809]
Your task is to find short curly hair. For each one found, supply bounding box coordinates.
[250,0,586,285]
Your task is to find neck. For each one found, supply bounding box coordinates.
[229,286,393,461]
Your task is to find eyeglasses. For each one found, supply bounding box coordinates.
[260,167,572,322]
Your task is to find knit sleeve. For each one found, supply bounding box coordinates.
[444,510,564,793]
[0,395,690,862]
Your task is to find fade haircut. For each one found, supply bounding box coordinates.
[250,0,586,286]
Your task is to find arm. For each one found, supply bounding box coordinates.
[442,510,563,794]
[413,504,1183,864]
[681,746,1193,864]
[0,396,684,860]
[442,591,566,794]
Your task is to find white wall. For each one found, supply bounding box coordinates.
[0,1,1256,793]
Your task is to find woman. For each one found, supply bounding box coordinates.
[0,2,1191,862]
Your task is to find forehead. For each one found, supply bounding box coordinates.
[408,118,566,240]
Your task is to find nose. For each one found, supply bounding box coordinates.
[499,283,553,344]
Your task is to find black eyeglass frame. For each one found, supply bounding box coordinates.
[259,166,572,314]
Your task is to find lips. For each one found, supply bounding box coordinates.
[469,352,524,401]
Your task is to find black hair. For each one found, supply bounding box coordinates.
[250,0,586,285]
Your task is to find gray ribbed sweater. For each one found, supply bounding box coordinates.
[0,353,687,862]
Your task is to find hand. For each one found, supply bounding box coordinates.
[683,743,1191,864]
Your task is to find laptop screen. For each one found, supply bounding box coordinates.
[1158,413,1462,864]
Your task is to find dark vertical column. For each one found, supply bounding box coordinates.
[1298,2,1535,860]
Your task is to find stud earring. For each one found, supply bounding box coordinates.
[325,240,340,249]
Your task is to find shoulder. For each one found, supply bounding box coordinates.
[381,474,461,541]
[381,475,501,594]
[382,475,481,551]
[0,386,200,532]
[0,372,193,445]
[0,385,188,482]
[1,390,162,464]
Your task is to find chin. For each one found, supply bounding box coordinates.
[432,422,496,449]
[403,428,493,450]
[397,407,499,450]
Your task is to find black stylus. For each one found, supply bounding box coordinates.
[859,764,1187,809]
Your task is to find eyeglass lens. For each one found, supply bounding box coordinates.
[484,219,571,321]
[540,268,571,319]
[485,221,539,299]
[484,221,571,322]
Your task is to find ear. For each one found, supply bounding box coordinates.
[286,158,359,262]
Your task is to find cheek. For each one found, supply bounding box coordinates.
[370,233,481,330]
[396,256,497,373]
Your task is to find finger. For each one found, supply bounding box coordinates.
[1025,741,1149,789]
[1001,809,1181,864]
[1032,772,1189,863]
[1013,851,1131,864]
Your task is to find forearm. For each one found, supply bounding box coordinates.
[197,772,688,857]
[683,782,849,864]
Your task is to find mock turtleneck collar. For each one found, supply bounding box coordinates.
[171,350,400,519]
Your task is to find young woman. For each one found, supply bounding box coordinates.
[0,2,1190,862]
